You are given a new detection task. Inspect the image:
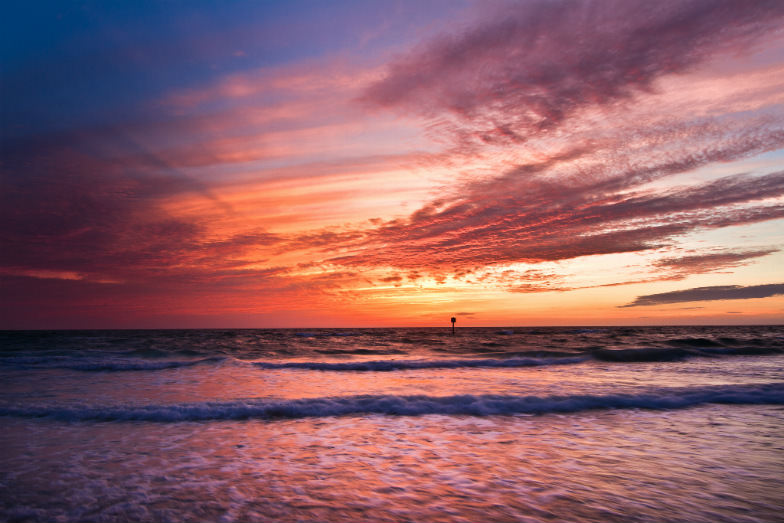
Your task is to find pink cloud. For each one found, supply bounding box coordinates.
[362,0,784,147]
[653,249,778,276]
[164,59,381,110]
[324,123,784,272]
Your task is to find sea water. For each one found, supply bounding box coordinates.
[1,326,782,522]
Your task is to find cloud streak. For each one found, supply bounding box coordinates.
[653,249,779,277]
[621,284,784,307]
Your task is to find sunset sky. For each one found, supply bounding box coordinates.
[2,0,783,328]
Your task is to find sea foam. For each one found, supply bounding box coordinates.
[253,356,588,371]
[2,383,781,422]
[0,356,226,372]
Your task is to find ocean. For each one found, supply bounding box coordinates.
[1,326,782,522]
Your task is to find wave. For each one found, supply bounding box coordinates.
[253,345,782,372]
[592,348,693,362]
[2,345,780,374]
[2,383,781,422]
[253,356,588,371]
[0,356,226,372]
[314,348,408,355]
[592,346,783,362]
[690,346,783,356]
[667,337,725,348]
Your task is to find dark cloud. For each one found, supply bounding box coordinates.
[0,138,200,275]
[362,0,784,146]
[621,283,784,307]
[0,128,282,290]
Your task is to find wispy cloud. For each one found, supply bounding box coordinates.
[362,0,784,147]
[653,249,779,278]
[329,162,784,272]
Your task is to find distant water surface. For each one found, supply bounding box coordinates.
[1,326,782,522]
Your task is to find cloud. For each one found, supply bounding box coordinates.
[0,127,293,291]
[592,249,780,289]
[475,268,572,293]
[362,0,784,147]
[329,154,784,272]
[621,283,784,307]
[327,88,784,274]
[653,249,778,277]
[0,140,199,274]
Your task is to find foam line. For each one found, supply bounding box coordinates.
[2,383,781,422]
[252,346,783,372]
[253,356,588,371]
[592,346,782,362]
[0,356,226,372]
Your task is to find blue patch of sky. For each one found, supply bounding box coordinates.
[2,0,463,139]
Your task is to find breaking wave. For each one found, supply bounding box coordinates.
[253,356,588,371]
[592,346,783,362]
[252,346,783,372]
[2,383,782,422]
[0,356,226,372]
[1,345,780,374]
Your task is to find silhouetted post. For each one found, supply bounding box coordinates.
[451,317,456,335]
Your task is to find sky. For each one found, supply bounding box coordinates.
[1,0,783,329]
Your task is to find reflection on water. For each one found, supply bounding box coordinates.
[2,406,782,522]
